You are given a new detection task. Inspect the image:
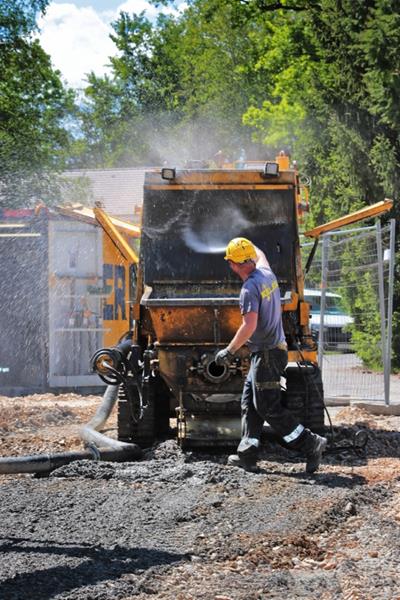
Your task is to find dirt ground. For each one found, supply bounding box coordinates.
[0,393,399,600]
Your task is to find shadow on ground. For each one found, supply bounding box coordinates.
[0,537,187,599]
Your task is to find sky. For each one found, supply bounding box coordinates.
[38,1,186,89]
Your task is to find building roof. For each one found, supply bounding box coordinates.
[56,206,140,236]
[62,167,157,220]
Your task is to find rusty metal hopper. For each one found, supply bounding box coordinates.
[140,170,299,345]
[141,288,242,344]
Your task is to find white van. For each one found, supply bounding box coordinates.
[304,289,354,351]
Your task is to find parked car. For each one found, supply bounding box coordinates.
[304,289,354,351]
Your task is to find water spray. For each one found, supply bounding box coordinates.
[182,204,253,254]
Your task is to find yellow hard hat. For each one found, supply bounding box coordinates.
[224,237,257,263]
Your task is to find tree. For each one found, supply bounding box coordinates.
[0,0,75,207]
[239,0,400,368]
[0,0,48,41]
[72,2,269,167]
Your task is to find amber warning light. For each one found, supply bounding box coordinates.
[263,162,279,177]
[161,167,176,180]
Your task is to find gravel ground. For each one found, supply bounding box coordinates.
[0,394,399,600]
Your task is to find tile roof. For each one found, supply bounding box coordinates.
[62,167,157,220]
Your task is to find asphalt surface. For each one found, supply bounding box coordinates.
[322,353,400,402]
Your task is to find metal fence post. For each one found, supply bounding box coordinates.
[385,219,396,406]
[376,220,388,404]
[318,234,329,369]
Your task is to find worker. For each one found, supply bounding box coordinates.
[215,237,327,473]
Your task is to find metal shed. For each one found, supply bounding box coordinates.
[0,207,138,395]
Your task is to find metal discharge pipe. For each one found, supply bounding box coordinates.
[80,384,136,451]
[0,385,142,475]
[0,447,141,475]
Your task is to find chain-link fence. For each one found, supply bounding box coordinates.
[303,219,396,403]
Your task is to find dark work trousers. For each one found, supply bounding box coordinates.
[238,348,304,456]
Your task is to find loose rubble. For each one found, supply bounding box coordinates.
[0,395,399,599]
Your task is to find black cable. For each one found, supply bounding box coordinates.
[119,382,145,425]
[292,342,369,455]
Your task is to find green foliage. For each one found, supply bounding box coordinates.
[0,0,48,41]
[337,232,384,371]
[347,271,384,371]
[239,0,400,369]
[391,258,400,372]
[72,2,268,167]
[0,0,75,207]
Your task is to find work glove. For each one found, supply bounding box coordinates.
[215,347,234,366]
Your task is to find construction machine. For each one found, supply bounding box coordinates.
[90,155,392,448]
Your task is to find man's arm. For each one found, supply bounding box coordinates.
[255,246,270,269]
[215,311,258,365]
[227,311,258,354]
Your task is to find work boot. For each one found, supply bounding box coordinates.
[305,432,328,473]
[289,428,327,473]
[227,454,259,473]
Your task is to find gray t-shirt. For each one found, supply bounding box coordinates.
[239,266,286,351]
